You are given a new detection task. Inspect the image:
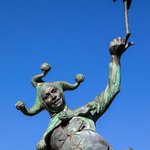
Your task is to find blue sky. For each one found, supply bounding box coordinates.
[0,0,150,150]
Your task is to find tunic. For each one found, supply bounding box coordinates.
[50,116,113,150]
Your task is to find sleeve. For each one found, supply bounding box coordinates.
[87,60,121,122]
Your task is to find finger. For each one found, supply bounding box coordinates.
[116,37,121,43]
[123,32,131,44]
[114,38,119,45]
[110,41,115,46]
[109,41,115,49]
[125,42,134,50]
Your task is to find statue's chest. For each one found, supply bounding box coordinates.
[52,116,95,136]
[50,117,108,150]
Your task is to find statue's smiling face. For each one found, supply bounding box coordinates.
[41,85,65,112]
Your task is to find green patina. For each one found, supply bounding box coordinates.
[16,35,133,150]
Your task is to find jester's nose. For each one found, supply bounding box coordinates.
[51,95,57,100]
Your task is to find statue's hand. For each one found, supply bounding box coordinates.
[109,34,133,56]
[15,101,25,110]
[36,139,47,150]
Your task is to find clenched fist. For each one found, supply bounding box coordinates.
[109,34,133,57]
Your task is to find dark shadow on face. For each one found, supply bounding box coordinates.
[41,85,65,113]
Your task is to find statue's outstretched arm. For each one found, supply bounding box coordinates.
[16,96,44,116]
[92,55,121,120]
[88,35,133,121]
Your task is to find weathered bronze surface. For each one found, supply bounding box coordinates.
[16,35,133,150]
[16,2,134,150]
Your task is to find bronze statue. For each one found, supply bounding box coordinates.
[16,1,133,149]
[16,34,133,150]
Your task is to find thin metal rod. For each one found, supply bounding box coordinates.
[124,0,130,35]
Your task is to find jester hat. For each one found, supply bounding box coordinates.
[31,63,84,111]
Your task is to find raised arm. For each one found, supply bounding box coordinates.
[88,35,133,121]
[15,95,44,116]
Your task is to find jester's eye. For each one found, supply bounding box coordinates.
[51,88,57,93]
[42,93,50,100]
[46,93,50,97]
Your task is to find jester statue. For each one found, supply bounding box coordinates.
[16,33,133,150]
